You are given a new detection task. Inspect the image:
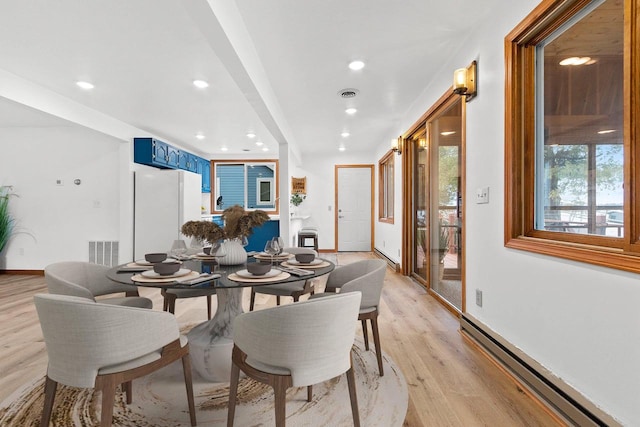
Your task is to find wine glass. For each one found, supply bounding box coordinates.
[264,239,279,264]
[170,239,187,259]
[274,237,284,255]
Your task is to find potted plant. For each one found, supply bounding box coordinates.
[290,193,306,216]
[181,205,270,265]
[0,186,16,254]
[438,219,449,280]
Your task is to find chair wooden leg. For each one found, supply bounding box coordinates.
[307,385,312,402]
[182,354,197,427]
[124,380,132,404]
[227,361,241,427]
[169,298,176,314]
[370,312,384,376]
[346,364,360,427]
[163,295,169,312]
[276,296,281,306]
[273,377,288,427]
[99,377,117,427]
[249,289,256,311]
[207,295,212,320]
[40,376,57,427]
[361,319,370,351]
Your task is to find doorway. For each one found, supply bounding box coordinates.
[335,165,374,251]
[405,95,464,312]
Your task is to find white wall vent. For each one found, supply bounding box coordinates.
[89,241,119,267]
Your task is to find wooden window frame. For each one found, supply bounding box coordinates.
[505,0,640,273]
[211,159,279,214]
[378,150,395,224]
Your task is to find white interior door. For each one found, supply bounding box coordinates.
[337,166,372,251]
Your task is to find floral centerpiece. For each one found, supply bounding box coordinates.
[181,205,270,265]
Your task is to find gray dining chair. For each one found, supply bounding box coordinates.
[228,292,362,427]
[249,247,318,311]
[45,261,152,309]
[162,287,217,319]
[34,293,196,427]
[313,259,387,376]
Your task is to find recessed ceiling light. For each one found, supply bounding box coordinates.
[348,61,365,71]
[597,129,616,134]
[345,108,357,115]
[221,146,228,152]
[341,132,350,138]
[339,146,346,152]
[76,81,94,90]
[441,131,456,136]
[262,147,269,152]
[255,141,264,146]
[193,80,209,88]
[195,134,205,140]
[246,132,256,138]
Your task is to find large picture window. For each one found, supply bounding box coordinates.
[505,0,640,272]
[212,160,279,213]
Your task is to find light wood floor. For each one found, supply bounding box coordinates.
[0,252,559,426]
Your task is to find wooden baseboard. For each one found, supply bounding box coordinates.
[0,270,45,275]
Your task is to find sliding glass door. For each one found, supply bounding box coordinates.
[407,95,464,312]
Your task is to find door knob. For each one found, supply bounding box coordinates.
[338,215,344,218]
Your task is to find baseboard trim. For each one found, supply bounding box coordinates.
[373,248,400,272]
[460,314,619,427]
[0,269,44,276]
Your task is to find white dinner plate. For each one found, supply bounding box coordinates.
[235,269,282,279]
[141,268,192,279]
[286,258,323,266]
[258,251,290,257]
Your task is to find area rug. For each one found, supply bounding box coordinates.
[0,337,407,426]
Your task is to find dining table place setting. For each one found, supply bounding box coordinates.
[281,258,330,269]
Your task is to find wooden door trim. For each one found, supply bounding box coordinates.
[334,164,375,252]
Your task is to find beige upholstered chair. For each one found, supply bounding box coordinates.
[45,261,152,309]
[249,247,317,311]
[228,292,362,427]
[34,293,196,427]
[315,259,387,376]
[162,287,216,319]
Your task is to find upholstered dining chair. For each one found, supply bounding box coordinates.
[45,261,152,309]
[162,287,216,319]
[228,292,362,427]
[33,293,197,427]
[248,247,318,311]
[314,259,387,376]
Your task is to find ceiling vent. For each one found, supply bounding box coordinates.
[338,88,360,98]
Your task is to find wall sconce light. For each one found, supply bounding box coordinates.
[391,137,402,155]
[453,60,477,101]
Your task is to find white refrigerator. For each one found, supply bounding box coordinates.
[134,169,202,260]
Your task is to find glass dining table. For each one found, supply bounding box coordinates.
[107,256,335,382]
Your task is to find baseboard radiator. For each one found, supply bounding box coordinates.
[460,314,619,427]
[373,248,400,272]
[89,241,119,267]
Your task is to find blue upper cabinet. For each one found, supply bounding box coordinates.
[196,157,211,193]
[134,137,179,169]
[134,137,210,192]
[178,151,198,173]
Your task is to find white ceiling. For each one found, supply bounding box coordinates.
[0,0,499,159]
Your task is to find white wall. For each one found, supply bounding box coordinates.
[293,150,377,250]
[0,126,125,269]
[391,1,639,423]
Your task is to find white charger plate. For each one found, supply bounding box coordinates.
[141,268,191,279]
[287,258,323,266]
[235,269,281,279]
